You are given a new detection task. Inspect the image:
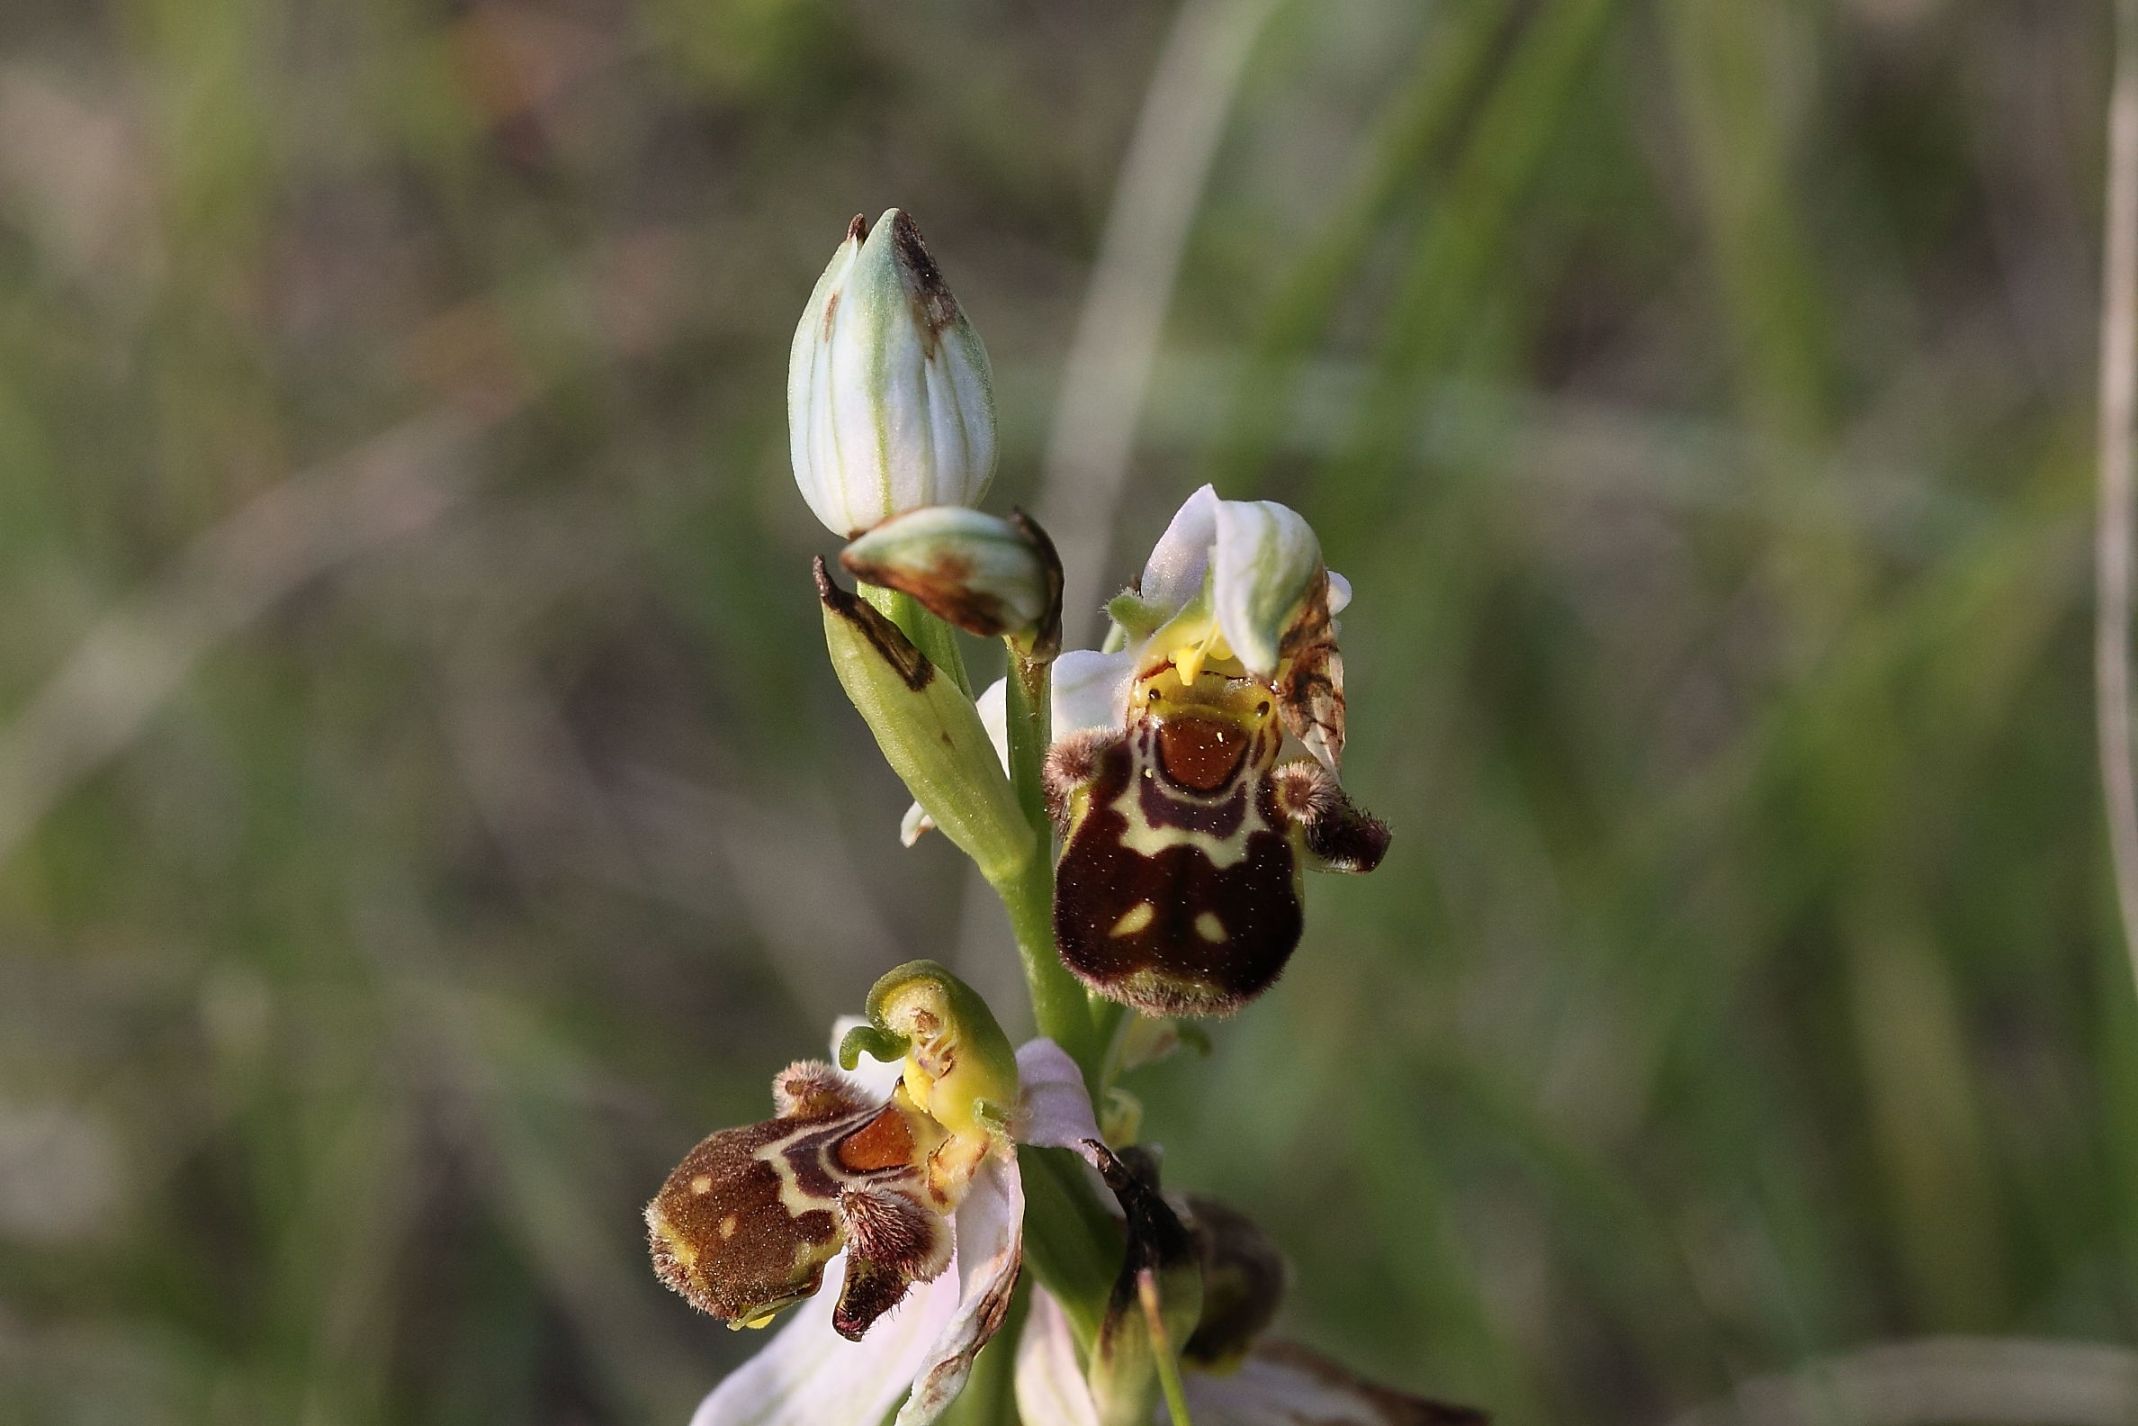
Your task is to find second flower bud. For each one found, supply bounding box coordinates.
[840,506,1063,654]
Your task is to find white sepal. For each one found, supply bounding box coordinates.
[894,1151,1026,1424]
[1137,484,1223,618]
[1014,1038,1105,1150]
[1211,499,1324,677]
[1051,650,1137,741]
[688,1252,959,1426]
[1013,1292,1104,1426]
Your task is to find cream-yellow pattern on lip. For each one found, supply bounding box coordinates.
[1108,775,1271,869]
[1110,903,1156,937]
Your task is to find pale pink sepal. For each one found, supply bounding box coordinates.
[1138,484,1222,615]
[1012,1291,1102,1426]
[688,1252,959,1426]
[893,1151,1026,1424]
[1014,1039,1103,1150]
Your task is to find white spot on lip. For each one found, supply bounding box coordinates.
[1110,903,1156,938]
[1194,912,1225,942]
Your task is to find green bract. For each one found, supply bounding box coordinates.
[814,559,1034,883]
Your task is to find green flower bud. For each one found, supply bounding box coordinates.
[840,507,1063,653]
[815,559,1035,883]
[1180,1195,1289,1369]
[789,209,997,538]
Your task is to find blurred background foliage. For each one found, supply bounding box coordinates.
[0,0,2129,1423]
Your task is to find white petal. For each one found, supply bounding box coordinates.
[1184,1341,1472,1426]
[1211,500,1323,676]
[689,1252,960,1426]
[977,677,1010,765]
[900,801,936,847]
[1014,1039,1102,1150]
[895,1152,1026,1425]
[1013,1291,1102,1426]
[1051,649,1136,739]
[1326,569,1352,616]
[830,1015,906,1102]
[1137,485,1221,616]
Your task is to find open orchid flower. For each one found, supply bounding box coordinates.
[1041,486,1394,1017]
[650,964,1105,1426]
[892,485,1391,1016]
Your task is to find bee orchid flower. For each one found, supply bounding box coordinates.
[649,964,1105,1426]
[902,485,1391,1017]
[655,1000,1485,1426]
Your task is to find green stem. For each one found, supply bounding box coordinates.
[988,850,1101,1080]
[1140,1272,1196,1426]
[1003,645,1052,837]
[994,643,1105,1082]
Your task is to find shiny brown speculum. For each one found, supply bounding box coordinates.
[1046,666,1388,1018]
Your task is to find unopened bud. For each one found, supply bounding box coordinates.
[789,209,997,538]
[1084,1142,1202,1426]
[840,507,1063,652]
[1180,1195,1289,1368]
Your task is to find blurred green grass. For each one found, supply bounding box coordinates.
[0,0,2130,1422]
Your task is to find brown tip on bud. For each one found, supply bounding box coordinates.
[1008,508,1065,659]
[842,544,1012,639]
[888,209,961,336]
[816,555,936,692]
[846,212,869,243]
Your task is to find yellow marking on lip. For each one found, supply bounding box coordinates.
[1110,903,1156,938]
[649,1215,698,1268]
[690,1174,713,1195]
[1195,912,1225,942]
[1111,780,1267,868]
[719,1214,738,1239]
